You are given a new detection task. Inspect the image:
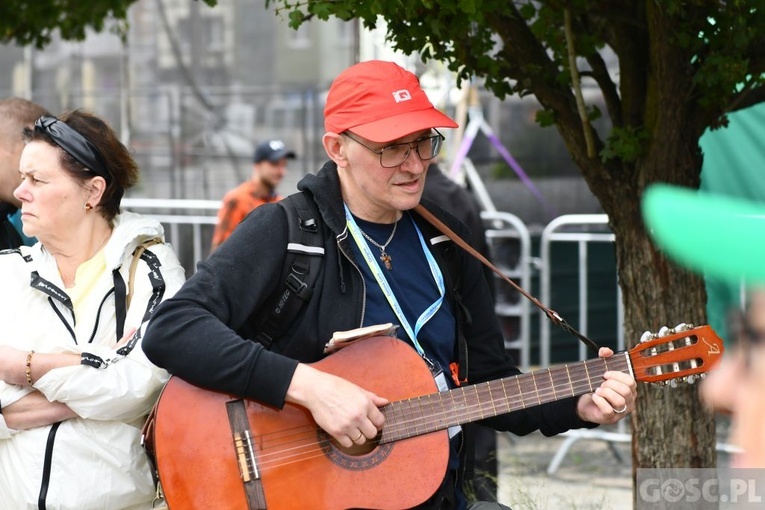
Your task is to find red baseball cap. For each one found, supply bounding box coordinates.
[324,60,458,143]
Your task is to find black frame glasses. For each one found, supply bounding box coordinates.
[34,115,111,184]
[343,130,445,168]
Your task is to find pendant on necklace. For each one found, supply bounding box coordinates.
[380,251,393,270]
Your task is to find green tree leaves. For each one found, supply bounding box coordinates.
[1,0,217,48]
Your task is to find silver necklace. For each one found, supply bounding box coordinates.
[358,219,398,270]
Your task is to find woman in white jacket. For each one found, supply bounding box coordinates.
[0,110,185,509]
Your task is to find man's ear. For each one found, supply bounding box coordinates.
[322,132,349,168]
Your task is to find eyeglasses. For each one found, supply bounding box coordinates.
[34,115,111,184]
[342,130,445,168]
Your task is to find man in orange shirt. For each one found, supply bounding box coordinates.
[210,139,296,251]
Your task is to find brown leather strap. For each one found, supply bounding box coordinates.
[413,204,600,353]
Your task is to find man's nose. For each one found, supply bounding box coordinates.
[400,147,426,173]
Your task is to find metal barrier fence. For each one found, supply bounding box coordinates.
[537,214,628,474]
[536,215,737,471]
[539,214,623,367]
[122,198,220,273]
[481,211,532,372]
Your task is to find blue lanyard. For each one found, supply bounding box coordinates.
[344,204,445,358]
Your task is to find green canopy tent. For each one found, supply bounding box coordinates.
[700,103,765,344]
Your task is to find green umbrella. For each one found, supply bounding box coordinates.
[642,183,765,283]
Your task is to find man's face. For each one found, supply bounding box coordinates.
[256,158,288,190]
[338,129,432,222]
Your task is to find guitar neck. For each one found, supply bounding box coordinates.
[379,353,631,444]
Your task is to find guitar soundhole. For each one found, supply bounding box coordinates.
[317,430,393,470]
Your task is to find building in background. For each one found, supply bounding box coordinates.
[0,0,363,201]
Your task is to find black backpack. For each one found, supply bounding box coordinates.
[253,192,325,349]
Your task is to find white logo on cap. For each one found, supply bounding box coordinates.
[392,90,412,103]
[269,140,286,150]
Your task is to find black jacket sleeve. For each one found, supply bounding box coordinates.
[142,202,299,408]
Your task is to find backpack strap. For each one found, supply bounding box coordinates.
[127,237,163,309]
[112,237,163,340]
[255,192,325,349]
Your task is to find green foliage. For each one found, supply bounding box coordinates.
[266,0,764,169]
[601,126,649,164]
[0,0,217,48]
[536,109,556,128]
[666,2,765,114]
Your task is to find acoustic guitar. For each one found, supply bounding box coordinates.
[148,324,723,509]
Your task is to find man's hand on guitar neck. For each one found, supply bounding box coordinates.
[286,363,388,448]
[575,347,637,425]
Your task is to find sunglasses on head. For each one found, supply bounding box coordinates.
[34,115,111,184]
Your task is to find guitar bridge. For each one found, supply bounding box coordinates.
[226,399,268,509]
[233,430,258,482]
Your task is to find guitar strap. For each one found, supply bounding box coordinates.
[413,204,601,354]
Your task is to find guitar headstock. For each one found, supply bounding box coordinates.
[628,324,724,386]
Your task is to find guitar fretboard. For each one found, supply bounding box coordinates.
[379,353,631,443]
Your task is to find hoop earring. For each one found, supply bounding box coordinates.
[84,203,93,212]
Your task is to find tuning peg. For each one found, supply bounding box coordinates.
[658,326,671,337]
[640,331,655,343]
[674,323,694,332]
[685,375,697,384]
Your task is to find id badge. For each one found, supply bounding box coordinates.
[427,359,462,439]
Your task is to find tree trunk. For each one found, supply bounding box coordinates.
[596,122,717,507]
[543,5,721,505]
[613,193,717,506]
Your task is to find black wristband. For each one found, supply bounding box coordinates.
[80,352,105,368]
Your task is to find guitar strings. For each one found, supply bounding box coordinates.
[250,358,629,471]
[246,357,632,473]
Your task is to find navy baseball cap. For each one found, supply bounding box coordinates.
[253,140,296,163]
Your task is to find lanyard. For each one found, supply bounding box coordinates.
[344,205,446,358]
[345,205,462,439]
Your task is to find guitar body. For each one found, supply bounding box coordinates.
[152,336,449,510]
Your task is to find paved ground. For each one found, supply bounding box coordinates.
[495,424,633,509]
[493,420,733,510]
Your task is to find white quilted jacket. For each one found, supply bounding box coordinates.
[0,212,185,510]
